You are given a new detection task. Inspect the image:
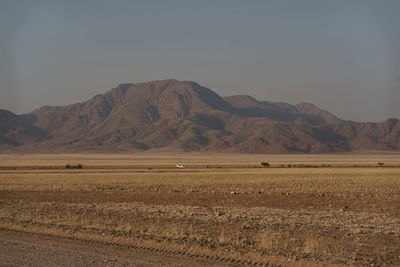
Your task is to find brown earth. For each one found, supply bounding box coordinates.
[0,227,222,267]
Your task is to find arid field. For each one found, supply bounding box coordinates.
[1,153,400,266]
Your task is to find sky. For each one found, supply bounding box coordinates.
[1,0,399,122]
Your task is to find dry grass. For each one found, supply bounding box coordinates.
[1,167,400,191]
[1,152,400,166]
[1,153,400,265]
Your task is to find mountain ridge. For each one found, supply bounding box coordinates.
[1,79,399,153]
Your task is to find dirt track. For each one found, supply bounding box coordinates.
[0,228,227,267]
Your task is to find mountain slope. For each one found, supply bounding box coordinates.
[0,109,47,148]
[1,79,399,153]
[27,80,234,150]
[224,95,344,124]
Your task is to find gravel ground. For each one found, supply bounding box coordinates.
[0,228,225,267]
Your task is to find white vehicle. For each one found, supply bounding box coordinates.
[176,164,186,169]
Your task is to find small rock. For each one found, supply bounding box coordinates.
[215,211,223,216]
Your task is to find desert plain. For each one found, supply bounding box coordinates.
[1,152,400,266]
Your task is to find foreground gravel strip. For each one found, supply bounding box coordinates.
[0,228,225,267]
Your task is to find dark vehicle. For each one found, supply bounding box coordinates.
[65,163,83,169]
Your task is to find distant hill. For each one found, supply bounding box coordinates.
[1,79,399,153]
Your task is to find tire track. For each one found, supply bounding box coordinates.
[0,226,290,266]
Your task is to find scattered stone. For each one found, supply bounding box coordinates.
[215,211,224,216]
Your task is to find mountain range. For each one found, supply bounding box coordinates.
[1,79,399,153]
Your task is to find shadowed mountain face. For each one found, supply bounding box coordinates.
[0,109,47,149]
[1,79,399,153]
[224,95,345,124]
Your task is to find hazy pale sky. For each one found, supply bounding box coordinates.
[1,0,399,122]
